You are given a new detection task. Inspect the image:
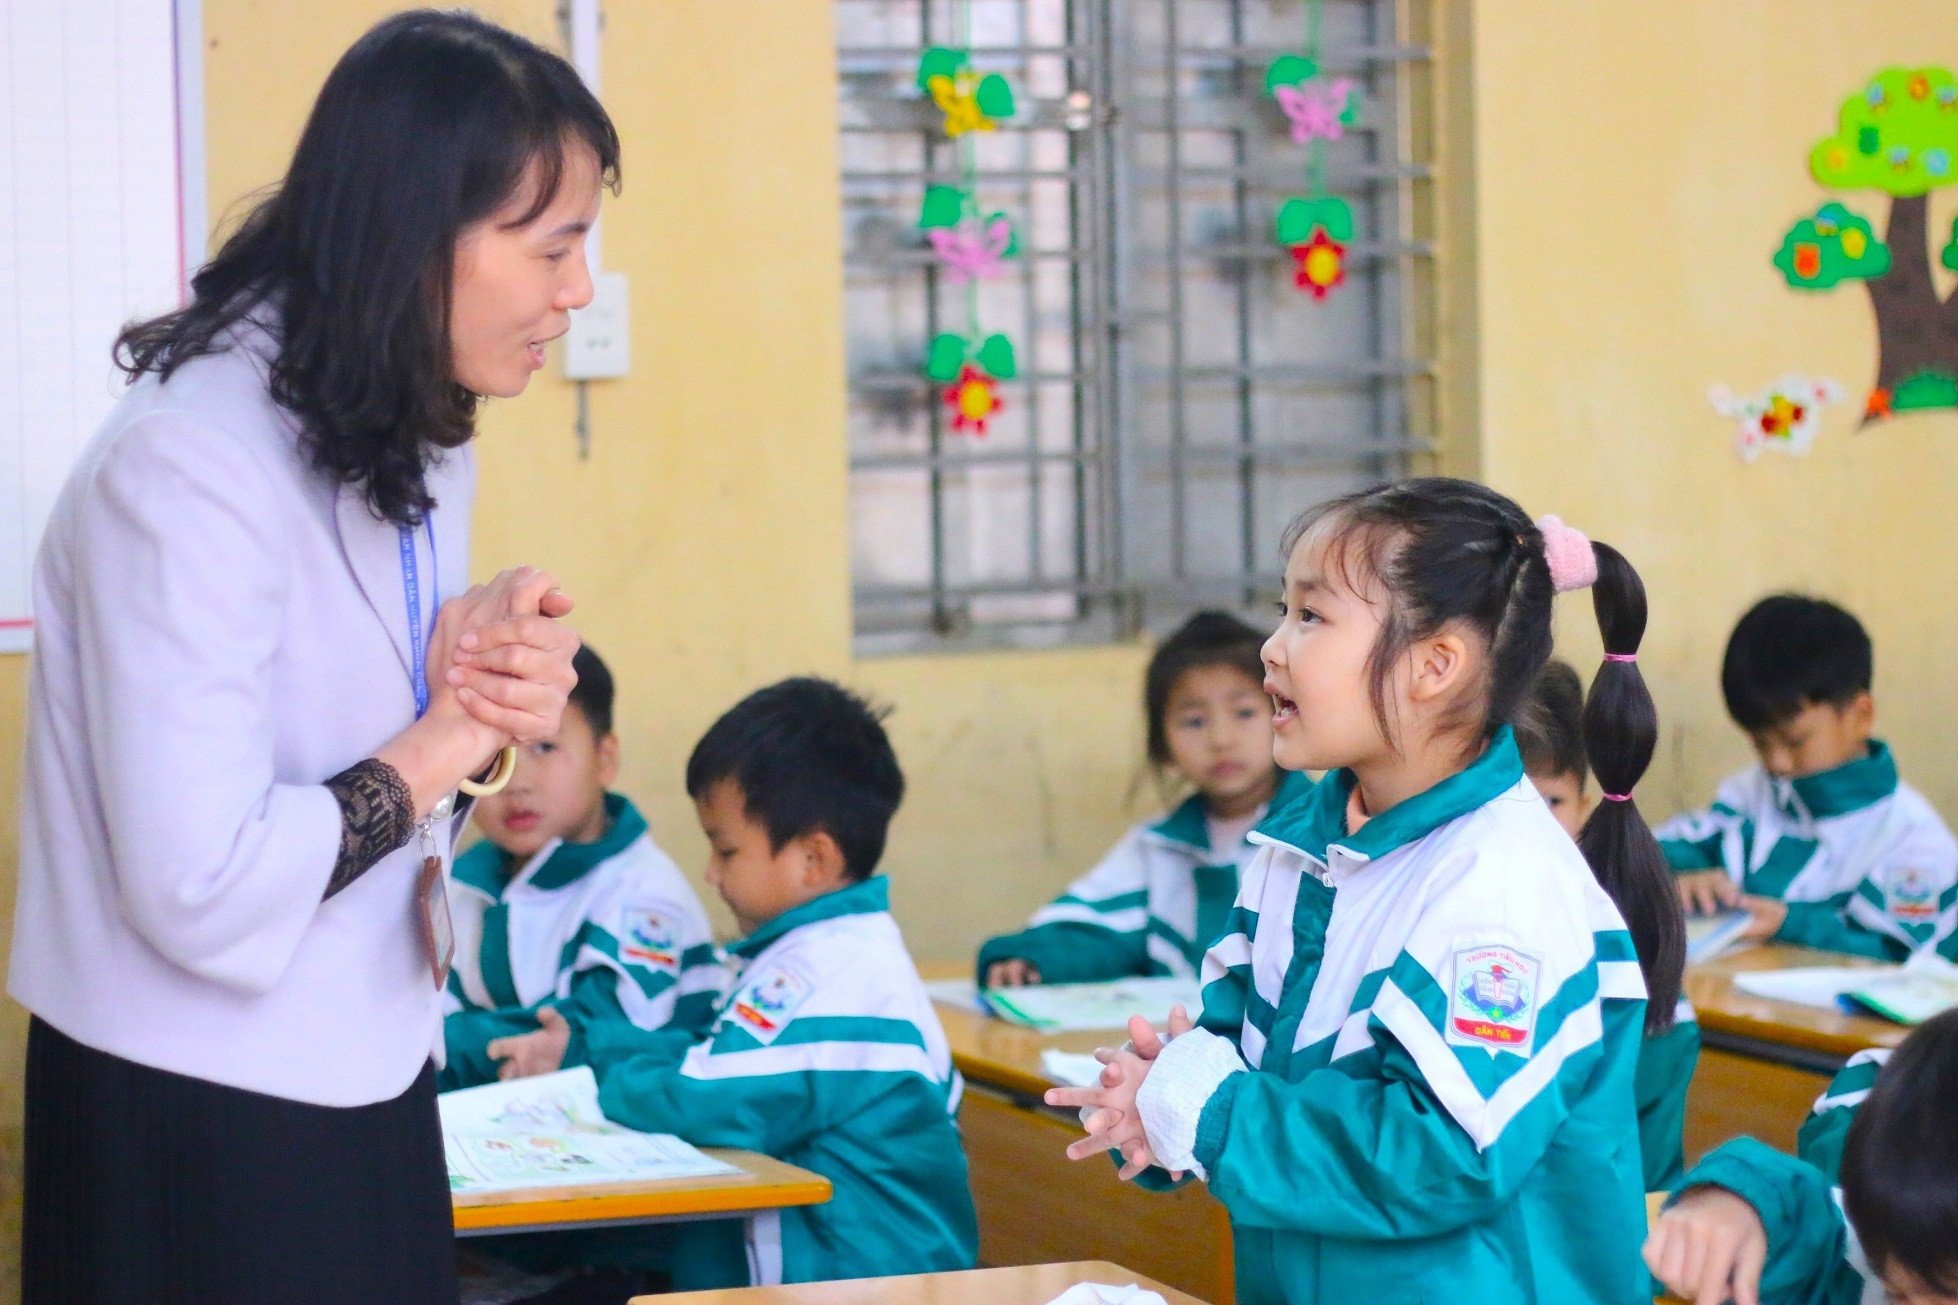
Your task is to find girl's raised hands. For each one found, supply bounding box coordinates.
[1043,1006,1196,1182]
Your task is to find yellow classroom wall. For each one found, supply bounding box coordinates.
[4,0,1958,1291]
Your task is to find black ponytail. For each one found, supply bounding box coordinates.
[1577,543,1686,1033]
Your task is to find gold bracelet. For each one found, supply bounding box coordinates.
[457,745,518,797]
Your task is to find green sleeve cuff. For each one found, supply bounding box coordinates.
[976,922,1144,986]
[1661,839,1721,872]
[1774,901,1906,960]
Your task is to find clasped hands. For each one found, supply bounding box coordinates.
[426,565,581,762]
[1042,1004,1195,1182]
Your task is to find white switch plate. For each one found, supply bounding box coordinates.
[564,271,630,379]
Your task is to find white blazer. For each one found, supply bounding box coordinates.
[9,320,476,1106]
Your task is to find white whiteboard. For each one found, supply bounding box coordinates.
[0,0,203,653]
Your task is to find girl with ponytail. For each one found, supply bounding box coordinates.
[1048,478,1671,1305]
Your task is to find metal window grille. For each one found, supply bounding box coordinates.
[839,0,1435,653]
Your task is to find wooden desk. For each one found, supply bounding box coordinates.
[452,1150,831,1237]
[634,1260,1208,1304]
[925,970,1234,1304]
[1681,944,1906,1165]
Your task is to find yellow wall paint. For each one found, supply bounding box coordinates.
[1469,0,1958,823]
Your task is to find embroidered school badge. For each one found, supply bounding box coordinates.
[729,968,814,1045]
[620,908,681,969]
[1884,867,1939,923]
[1447,945,1541,1055]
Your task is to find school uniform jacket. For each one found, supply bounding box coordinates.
[1132,730,1652,1305]
[976,771,1313,984]
[439,794,723,1090]
[1657,743,1958,959]
[1675,1050,1893,1305]
[594,876,978,1290]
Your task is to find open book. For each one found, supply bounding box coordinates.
[1685,909,1754,964]
[441,1067,738,1194]
[982,976,1205,1033]
[1732,949,1958,1026]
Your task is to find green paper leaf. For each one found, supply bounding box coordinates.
[1264,54,1318,95]
[976,334,1017,380]
[975,73,1016,120]
[1942,217,1958,272]
[925,333,968,382]
[916,47,967,91]
[919,185,966,230]
[1275,198,1316,247]
[1339,89,1362,128]
[1772,201,1891,289]
[1316,196,1356,242]
[1892,369,1958,411]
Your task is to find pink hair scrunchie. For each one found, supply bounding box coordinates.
[1536,515,1597,593]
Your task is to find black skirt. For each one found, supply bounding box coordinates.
[22,1016,459,1305]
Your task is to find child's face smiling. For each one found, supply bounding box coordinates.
[1162,664,1278,818]
[470,702,617,860]
[1262,530,1396,775]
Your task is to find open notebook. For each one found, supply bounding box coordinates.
[441,1067,738,1194]
[1733,949,1958,1026]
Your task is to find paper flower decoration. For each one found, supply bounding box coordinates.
[1708,375,1844,461]
[917,48,1014,138]
[1773,202,1891,289]
[1290,229,1346,298]
[917,187,1018,282]
[944,364,1003,435]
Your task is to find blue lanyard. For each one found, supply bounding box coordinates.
[398,519,439,719]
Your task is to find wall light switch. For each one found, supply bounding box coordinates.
[564,271,630,379]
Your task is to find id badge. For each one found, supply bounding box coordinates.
[417,855,454,988]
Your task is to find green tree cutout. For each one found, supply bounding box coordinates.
[1782,67,1958,421]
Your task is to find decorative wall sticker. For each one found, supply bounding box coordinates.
[1782,66,1958,423]
[914,11,1020,435]
[1708,375,1845,462]
[1267,0,1360,300]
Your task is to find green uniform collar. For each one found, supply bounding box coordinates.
[450,793,647,897]
[729,875,890,960]
[1255,727,1524,870]
[1147,769,1318,852]
[1787,740,1897,820]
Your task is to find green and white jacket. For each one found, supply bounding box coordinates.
[1131,730,1652,1305]
[1638,997,1701,1193]
[1675,1051,1892,1305]
[440,795,723,1091]
[976,771,1313,985]
[595,876,978,1290]
[1656,742,1958,959]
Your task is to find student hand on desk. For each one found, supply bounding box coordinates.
[985,959,1042,987]
[1737,895,1788,941]
[487,1007,571,1080]
[1676,869,1741,918]
[1644,1186,1766,1305]
[1044,1005,1195,1182]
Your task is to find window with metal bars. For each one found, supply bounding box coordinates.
[839,0,1435,653]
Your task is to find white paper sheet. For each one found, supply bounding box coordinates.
[1041,1049,1105,1088]
[923,977,987,1013]
[441,1067,738,1194]
[983,977,1204,1032]
[1732,964,1894,1011]
[1044,1284,1168,1305]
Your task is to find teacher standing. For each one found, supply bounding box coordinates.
[9,13,617,1303]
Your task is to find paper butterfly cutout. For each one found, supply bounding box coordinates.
[1275,78,1355,144]
[928,217,1013,282]
[1708,375,1844,462]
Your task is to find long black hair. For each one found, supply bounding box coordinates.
[115,9,620,526]
[1283,477,1685,1033]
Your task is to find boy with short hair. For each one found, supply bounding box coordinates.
[439,645,722,1090]
[1516,659,1700,1192]
[1657,595,1958,958]
[592,677,977,1290]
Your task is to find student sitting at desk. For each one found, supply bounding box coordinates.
[439,645,722,1089]
[978,611,1310,988]
[590,678,977,1289]
[1645,1008,1958,1304]
[1517,658,1699,1193]
[1657,595,1958,959]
